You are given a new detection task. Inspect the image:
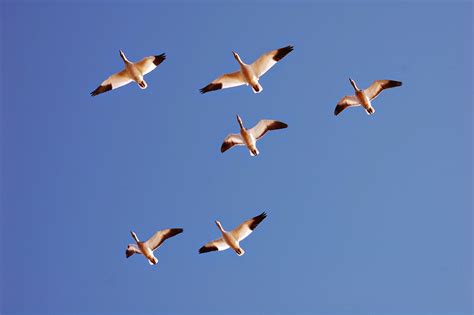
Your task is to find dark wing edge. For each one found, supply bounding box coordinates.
[249,212,267,231]
[273,45,294,62]
[200,82,223,94]
[199,244,219,254]
[153,53,166,66]
[152,228,184,250]
[90,84,112,97]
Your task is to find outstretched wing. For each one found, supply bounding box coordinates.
[145,228,183,251]
[248,120,288,140]
[334,95,360,116]
[126,244,142,258]
[251,45,294,77]
[364,80,402,101]
[199,238,229,254]
[221,133,245,153]
[134,53,166,76]
[200,71,245,93]
[91,69,133,96]
[231,212,267,242]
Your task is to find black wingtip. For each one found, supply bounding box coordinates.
[273,45,294,62]
[200,83,222,94]
[153,53,166,66]
[249,212,267,230]
[199,245,218,254]
[90,84,112,97]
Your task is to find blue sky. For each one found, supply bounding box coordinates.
[1,1,472,315]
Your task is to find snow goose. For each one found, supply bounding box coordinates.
[221,115,287,156]
[126,228,183,265]
[334,78,402,115]
[91,50,166,96]
[199,212,267,256]
[200,45,294,94]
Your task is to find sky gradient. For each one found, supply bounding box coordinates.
[1,1,472,315]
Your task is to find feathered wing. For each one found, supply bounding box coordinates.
[91,69,133,96]
[199,238,230,254]
[364,80,402,101]
[251,45,294,77]
[126,244,142,258]
[248,120,288,140]
[200,71,245,93]
[145,228,183,251]
[221,133,245,153]
[231,212,267,242]
[134,53,166,76]
[334,95,360,116]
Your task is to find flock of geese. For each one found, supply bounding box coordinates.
[91,45,402,265]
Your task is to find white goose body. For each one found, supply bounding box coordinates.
[334,78,402,116]
[199,212,267,256]
[91,50,166,96]
[126,228,183,265]
[235,55,262,93]
[218,223,244,256]
[240,125,259,157]
[221,115,288,156]
[200,45,293,94]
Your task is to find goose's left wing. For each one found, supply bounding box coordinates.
[364,80,402,101]
[145,228,183,251]
[248,120,288,140]
[251,45,294,77]
[231,212,267,242]
[134,53,166,76]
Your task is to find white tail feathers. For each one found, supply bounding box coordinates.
[138,80,148,89]
[366,107,375,115]
[235,247,245,256]
[252,83,263,94]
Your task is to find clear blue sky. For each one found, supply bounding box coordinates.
[1,1,472,315]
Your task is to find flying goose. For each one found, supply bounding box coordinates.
[334,78,402,116]
[126,228,183,265]
[200,45,294,94]
[91,50,166,96]
[199,212,267,256]
[221,115,288,156]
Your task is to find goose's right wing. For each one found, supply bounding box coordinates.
[248,120,288,140]
[200,71,245,94]
[199,238,229,254]
[221,133,245,153]
[126,244,142,258]
[334,95,360,116]
[91,70,133,96]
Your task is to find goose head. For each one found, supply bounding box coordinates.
[119,50,129,63]
[232,51,243,64]
[349,78,359,91]
[149,256,158,265]
[215,220,225,232]
[130,231,140,243]
[236,115,244,130]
